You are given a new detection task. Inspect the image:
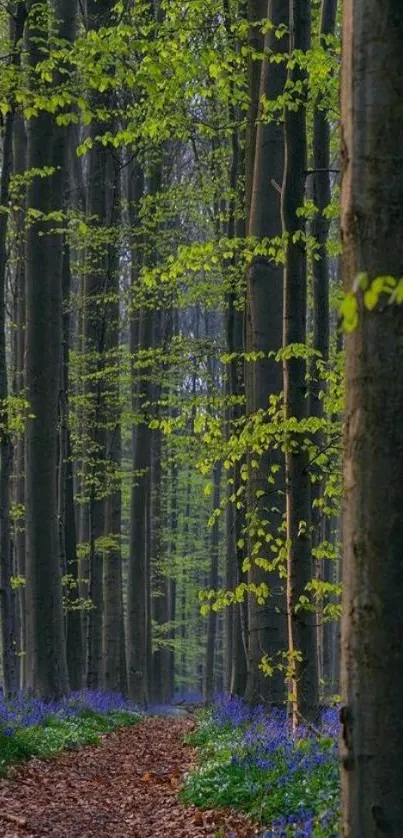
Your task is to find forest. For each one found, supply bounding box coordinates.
[0,0,402,836]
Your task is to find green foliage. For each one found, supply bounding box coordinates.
[181,706,339,836]
[0,710,140,777]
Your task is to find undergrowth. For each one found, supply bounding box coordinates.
[181,695,339,837]
[0,691,141,776]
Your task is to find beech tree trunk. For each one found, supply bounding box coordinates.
[340,1,403,834]
[204,462,222,701]
[60,242,84,690]
[244,0,288,707]
[0,3,26,698]
[25,0,75,699]
[83,0,116,690]
[282,0,319,725]
[11,112,27,690]
[310,0,337,696]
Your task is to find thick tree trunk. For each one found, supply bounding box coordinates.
[340,1,403,834]
[282,0,319,725]
[244,0,288,707]
[25,0,76,699]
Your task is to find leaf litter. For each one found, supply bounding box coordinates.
[0,717,257,837]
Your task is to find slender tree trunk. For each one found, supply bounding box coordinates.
[126,160,151,705]
[281,0,319,725]
[0,3,26,699]
[83,0,116,690]
[204,462,222,701]
[25,0,75,699]
[60,242,84,690]
[102,159,124,694]
[340,1,403,834]
[11,112,27,690]
[244,0,288,707]
[310,0,337,697]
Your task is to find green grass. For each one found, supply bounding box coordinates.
[0,709,141,777]
[180,706,339,836]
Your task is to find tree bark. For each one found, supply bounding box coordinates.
[340,1,403,834]
[204,462,222,701]
[244,0,288,707]
[281,0,319,725]
[0,2,26,699]
[82,0,116,691]
[25,0,76,699]
[60,242,84,690]
[11,111,27,691]
[310,0,337,697]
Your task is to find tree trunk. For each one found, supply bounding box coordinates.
[11,111,27,691]
[82,0,116,691]
[204,462,222,701]
[244,0,288,707]
[126,160,151,706]
[340,1,403,833]
[60,242,84,690]
[281,0,319,725]
[102,159,124,694]
[25,0,76,699]
[0,3,26,698]
[310,0,337,697]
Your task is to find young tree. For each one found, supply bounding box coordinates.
[340,0,403,833]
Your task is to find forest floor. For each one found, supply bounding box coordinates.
[0,716,256,838]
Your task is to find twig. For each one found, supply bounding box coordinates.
[295,710,323,738]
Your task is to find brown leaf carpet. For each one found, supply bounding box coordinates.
[0,717,257,838]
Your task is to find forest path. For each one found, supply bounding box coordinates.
[0,717,255,838]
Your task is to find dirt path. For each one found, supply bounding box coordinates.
[0,717,256,838]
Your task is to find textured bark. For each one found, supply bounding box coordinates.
[244,0,288,707]
[282,0,319,724]
[0,3,26,698]
[25,0,75,698]
[340,1,403,834]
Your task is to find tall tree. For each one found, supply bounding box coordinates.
[244,0,289,707]
[0,1,27,698]
[340,0,403,833]
[25,0,76,698]
[82,0,117,690]
[282,0,319,724]
[310,0,337,695]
